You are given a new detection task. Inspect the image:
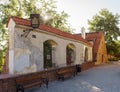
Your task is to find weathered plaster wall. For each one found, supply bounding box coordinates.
[9,23,92,74]
[95,36,108,65]
[28,29,87,65]
[83,45,93,62]
[8,19,15,74]
[88,46,93,61]
[14,28,44,73]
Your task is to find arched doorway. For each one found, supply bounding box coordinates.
[43,40,57,68]
[66,44,75,65]
[84,47,88,62]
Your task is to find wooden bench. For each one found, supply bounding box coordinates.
[57,68,76,81]
[15,75,48,92]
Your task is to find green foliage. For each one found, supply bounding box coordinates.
[107,41,120,56]
[0,58,4,73]
[106,40,120,60]
[0,3,9,66]
[44,41,52,68]
[0,0,73,32]
[113,41,120,59]
[108,58,119,61]
[45,11,73,33]
[88,9,120,43]
[0,0,74,70]
[88,9,120,57]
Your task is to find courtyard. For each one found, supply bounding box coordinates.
[26,62,120,92]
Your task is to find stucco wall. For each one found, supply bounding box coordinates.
[9,23,92,74]
[8,19,15,74]
[95,36,108,65]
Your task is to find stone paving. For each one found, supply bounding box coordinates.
[26,62,120,92]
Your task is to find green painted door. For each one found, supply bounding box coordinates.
[44,41,52,68]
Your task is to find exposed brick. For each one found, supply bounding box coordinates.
[0,65,77,92]
[81,62,95,71]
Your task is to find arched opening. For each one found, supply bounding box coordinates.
[84,47,88,62]
[43,40,57,68]
[66,44,75,65]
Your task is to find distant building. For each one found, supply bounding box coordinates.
[76,31,108,65]
[86,32,108,64]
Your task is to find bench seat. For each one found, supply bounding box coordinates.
[57,68,76,81]
[15,75,48,92]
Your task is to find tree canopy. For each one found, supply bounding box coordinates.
[0,0,74,71]
[88,9,120,59]
[88,9,120,43]
[107,40,120,60]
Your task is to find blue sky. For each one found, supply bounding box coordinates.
[56,0,120,33]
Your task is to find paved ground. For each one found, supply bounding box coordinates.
[26,62,120,92]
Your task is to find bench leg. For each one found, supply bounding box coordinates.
[44,79,48,89]
[58,75,64,81]
[42,78,49,89]
[46,81,48,89]
[16,84,24,92]
[61,76,65,81]
[73,72,76,77]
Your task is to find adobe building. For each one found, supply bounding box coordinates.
[6,16,93,74]
[76,31,108,65]
[86,32,108,65]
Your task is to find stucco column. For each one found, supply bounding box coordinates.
[55,42,66,66]
[9,50,14,74]
[8,20,15,74]
[75,44,83,64]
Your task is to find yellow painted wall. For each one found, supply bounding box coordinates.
[95,36,108,65]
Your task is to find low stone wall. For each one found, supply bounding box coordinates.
[0,74,17,92]
[0,62,95,92]
[0,65,76,92]
[81,62,95,71]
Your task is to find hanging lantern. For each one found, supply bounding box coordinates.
[30,14,40,28]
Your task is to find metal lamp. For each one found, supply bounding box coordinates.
[30,14,40,28]
[21,14,40,37]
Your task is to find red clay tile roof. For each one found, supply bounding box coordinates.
[86,32,103,53]
[8,16,92,47]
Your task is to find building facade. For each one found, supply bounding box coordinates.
[7,16,93,74]
[86,32,108,65]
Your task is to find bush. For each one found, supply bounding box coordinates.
[0,58,4,73]
[108,57,119,61]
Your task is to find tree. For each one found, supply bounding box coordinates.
[0,0,73,71]
[88,9,120,58]
[113,41,120,59]
[107,40,120,60]
[88,9,120,43]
